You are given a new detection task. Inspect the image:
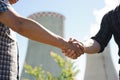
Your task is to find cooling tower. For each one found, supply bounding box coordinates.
[84,45,118,80]
[21,12,65,79]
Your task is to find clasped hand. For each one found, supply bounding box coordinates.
[63,38,84,59]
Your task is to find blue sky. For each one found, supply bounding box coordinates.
[12,0,119,79]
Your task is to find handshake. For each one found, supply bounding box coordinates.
[62,38,85,59]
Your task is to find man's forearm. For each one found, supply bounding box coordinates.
[0,0,84,56]
[0,10,68,50]
[83,39,101,54]
[14,17,69,50]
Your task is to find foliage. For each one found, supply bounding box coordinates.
[23,52,79,80]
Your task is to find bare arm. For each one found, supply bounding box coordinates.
[0,7,82,54]
[63,38,101,59]
[83,39,101,54]
[0,8,66,49]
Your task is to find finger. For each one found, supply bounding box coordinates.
[74,49,83,57]
[76,48,84,56]
[78,53,82,57]
[62,49,66,53]
[65,49,74,56]
[73,42,84,54]
[71,53,78,59]
[63,49,71,56]
[67,50,75,57]
[68,38,72,42]
[69,52,79,59]
[72,39,77,42]
[62,50,65,53]
[66,39,84,57]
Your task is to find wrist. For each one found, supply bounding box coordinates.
[79,42,85,53]
[57,37,68,50]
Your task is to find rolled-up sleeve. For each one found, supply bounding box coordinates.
[91,11,113,53]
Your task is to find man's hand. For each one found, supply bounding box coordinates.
[63,38,84,59]
[9,0,18,4]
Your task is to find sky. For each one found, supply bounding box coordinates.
[12,0,119,79]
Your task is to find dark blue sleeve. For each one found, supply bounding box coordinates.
[91,11,113,53]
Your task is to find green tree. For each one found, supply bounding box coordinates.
[23,52,79,80]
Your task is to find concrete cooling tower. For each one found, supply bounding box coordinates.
[84,45,118,80]
[21,12,65,79]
